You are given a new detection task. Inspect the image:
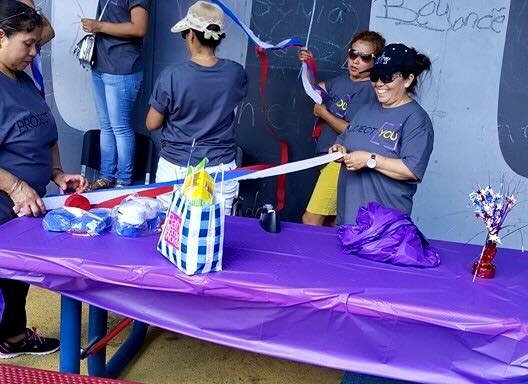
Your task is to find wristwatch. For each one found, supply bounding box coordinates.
[366,153,377,169]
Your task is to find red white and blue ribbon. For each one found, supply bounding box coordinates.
[210,0,303,50]
[301,58,327,105]
[300,58,328,139]
[42,153,343,210]
[209,0,306,212]
[30,50,45,98]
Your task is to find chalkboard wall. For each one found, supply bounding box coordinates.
[236,0,372,220]
[498,0,528,177]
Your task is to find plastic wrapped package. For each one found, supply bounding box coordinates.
[113,196,163,237]
[43,207,112,236]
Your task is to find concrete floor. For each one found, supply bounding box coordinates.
[8,287,407,384]
[10,287,343,383]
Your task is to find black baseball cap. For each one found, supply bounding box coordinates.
[369,43,417,76]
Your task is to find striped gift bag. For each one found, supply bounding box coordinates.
[157,189,225,275]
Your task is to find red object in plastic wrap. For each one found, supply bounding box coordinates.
[64,194,91,211]
[472,238,497,278]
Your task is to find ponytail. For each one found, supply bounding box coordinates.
[403,50,432,94]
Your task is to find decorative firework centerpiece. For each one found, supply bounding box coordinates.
[469,186,517,280]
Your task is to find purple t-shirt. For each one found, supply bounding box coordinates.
[0,71,58,197]
[94,0,151,74]
[149,59,248,167]
[336,100,434,225]
[316,74,376,154]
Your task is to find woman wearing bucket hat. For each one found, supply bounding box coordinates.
[146,1,248,215]
[329,43,433,227]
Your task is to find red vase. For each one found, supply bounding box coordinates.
[472,238,497,279]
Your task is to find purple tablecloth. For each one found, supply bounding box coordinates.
[0,216,527,383]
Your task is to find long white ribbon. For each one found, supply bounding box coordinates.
[43,152,343,210]
[229,152,342,182]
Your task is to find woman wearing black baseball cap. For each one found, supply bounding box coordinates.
[329,43,433,227]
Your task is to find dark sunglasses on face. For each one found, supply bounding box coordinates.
[347,48,375,63]
[369,72,403,84]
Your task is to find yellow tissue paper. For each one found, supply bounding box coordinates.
[182,159,214,206]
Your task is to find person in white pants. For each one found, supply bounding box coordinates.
[146,1,247,214]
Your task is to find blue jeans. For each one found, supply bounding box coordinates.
[91,70,142,185]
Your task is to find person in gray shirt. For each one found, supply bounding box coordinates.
[0,0,87,358]
[81,0,151,190]
[146,1,248,214]
[299,31,385,227]
[330,43,433,227]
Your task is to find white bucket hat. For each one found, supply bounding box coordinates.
[171,1,225,40]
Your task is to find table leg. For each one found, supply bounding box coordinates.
[59,296,82,374]
[106,321,148,379]
[87,306,108,377]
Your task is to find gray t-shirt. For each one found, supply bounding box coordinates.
[0,71,58,197]
[94,0,151,75]
[149,59,248,167]
[316,74,376,154]
[336,100,434,225]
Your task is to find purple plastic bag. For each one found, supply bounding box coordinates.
[338,202,440,268]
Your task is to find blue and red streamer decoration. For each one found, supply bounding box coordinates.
[210,0,306,212]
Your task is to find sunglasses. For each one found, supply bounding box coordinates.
[347,48,375,63]
[369,72,403,84]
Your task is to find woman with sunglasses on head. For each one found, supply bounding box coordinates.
[300,31,385,227]
[17,0,54,45]
[146,1,248,214]
[330,43,433,229]
[0,0,88,358]
[81,0,151,190]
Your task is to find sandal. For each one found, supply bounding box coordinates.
[88,178,115,191]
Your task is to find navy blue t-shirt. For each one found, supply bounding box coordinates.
[336,100,434,225]
[316,74,376,154]
[94,0,151,75]
[149,59,248,167]
[0,71,58,197]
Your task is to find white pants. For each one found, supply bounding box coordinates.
[156,156,239,215]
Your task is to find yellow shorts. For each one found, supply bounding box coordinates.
[305,161,340,216]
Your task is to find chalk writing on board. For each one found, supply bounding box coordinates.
[499,123,528,142]
[498,124,514,143]
[376,0,507,33]
[251,0,360,67]
[237,101,256,128]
